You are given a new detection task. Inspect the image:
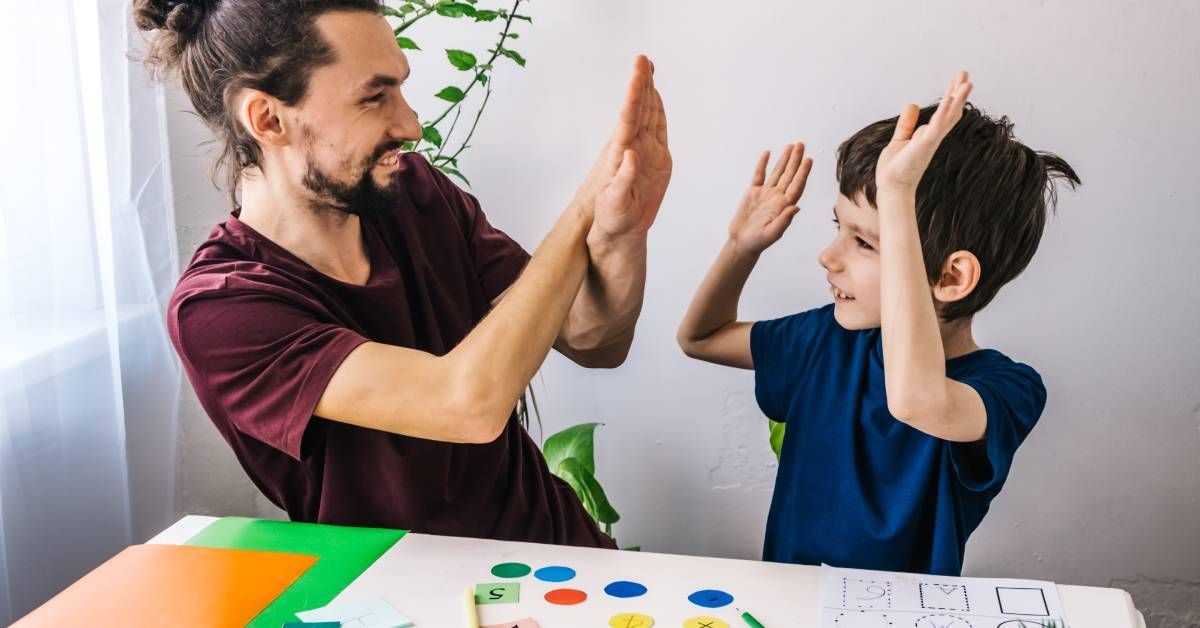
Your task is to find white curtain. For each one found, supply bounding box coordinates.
[0,0,180,621]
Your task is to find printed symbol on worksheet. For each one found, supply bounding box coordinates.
[995,587,1050,616]
[914,614,973,628]
[918,582,970,611]
[835,611,893,627]
[995,620,1054,628]
[842,577,893,609]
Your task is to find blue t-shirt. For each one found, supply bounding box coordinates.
[750,305,1046,575]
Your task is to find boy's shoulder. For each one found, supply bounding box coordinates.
[947,348,1042,385]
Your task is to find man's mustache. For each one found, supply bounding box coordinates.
[368,141,407,165]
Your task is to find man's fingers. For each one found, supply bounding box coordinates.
[613,58,648,149]
[785,157,814,204]
[609,148,639,199]
[751,151,770,186]
[651,87,668,146]
[765,144,793,187]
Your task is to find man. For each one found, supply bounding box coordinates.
[136,0,670,546]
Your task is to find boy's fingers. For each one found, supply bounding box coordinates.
[765,144,792,187]
[751,151,770,186]
[769,205,801,234]
[780,142,804,189]
[785,157,814,203]
[891,104,920,143]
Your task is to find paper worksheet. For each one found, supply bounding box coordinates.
[819,565,1067,628]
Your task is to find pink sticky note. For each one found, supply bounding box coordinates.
[482,619,539,628]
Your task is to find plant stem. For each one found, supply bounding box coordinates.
[412,0,523,153]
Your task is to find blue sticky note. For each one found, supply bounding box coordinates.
[296,596,413,628]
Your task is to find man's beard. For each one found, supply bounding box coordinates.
[301,140,405,218]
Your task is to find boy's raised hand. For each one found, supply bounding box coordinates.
[728,142,813,255]
[876,71,974,194]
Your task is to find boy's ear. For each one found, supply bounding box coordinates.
[932,250,980,304]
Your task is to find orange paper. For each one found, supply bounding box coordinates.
[14,543,317,627]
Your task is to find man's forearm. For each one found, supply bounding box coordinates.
[556,233,649,364]
[450,203,593,424]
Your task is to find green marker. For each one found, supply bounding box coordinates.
[737,607,766,628]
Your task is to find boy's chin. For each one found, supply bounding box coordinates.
[832,302,881,330]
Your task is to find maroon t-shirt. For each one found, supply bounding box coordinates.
[168,153,614,548]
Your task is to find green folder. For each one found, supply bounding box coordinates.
[185,517,406,627]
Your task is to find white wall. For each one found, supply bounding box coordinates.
[167,0,1200,620]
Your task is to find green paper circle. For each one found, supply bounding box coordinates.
[490,562,532,578]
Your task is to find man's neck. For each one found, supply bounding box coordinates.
[237,173,371,286]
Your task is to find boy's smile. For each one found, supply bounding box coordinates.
[821,193,882,330]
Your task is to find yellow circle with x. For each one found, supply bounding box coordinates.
[683,617,729,628]
[608,612,655,628]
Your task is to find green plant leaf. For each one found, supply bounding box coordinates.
[434,86,466,102]
[441,167,471,186]
[472,9,500,22]
[506,33,520,39]
[396,36,421,50]
[445,49,477,71]
[381,5,405,18]
[498,48,526,67]
[543,422,599,475]
[513,14,532,22]
[769,419,786,461]
[422,125,443,147]
[554,457,620,525]
[435,2,477,18]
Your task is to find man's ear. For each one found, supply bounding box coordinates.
[236,88,289,148]
[932,249,981,305]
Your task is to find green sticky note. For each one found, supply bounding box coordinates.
[185,517,405,628]
[475,582,520,605]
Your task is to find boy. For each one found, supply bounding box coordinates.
[677,73,1080,575]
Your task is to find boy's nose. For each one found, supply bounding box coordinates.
[818,244,842,273]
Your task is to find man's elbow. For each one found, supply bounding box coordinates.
[445,372,516,444]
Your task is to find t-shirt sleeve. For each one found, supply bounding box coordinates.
[171,286,369,461]
[949,363,1047,493]
[750,306,832,422]
[416,155,531,300]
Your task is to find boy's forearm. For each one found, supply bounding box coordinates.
[877,190,950,419]
[678,239,760,344]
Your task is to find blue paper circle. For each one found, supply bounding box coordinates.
[533,566,577,583]
[604,580,649,598]
[688,589,734,608]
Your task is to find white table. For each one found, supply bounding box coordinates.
[151,516,1145,627]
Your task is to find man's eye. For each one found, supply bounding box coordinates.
[365,93,385,103]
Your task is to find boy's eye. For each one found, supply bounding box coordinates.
[855,236,874,251]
